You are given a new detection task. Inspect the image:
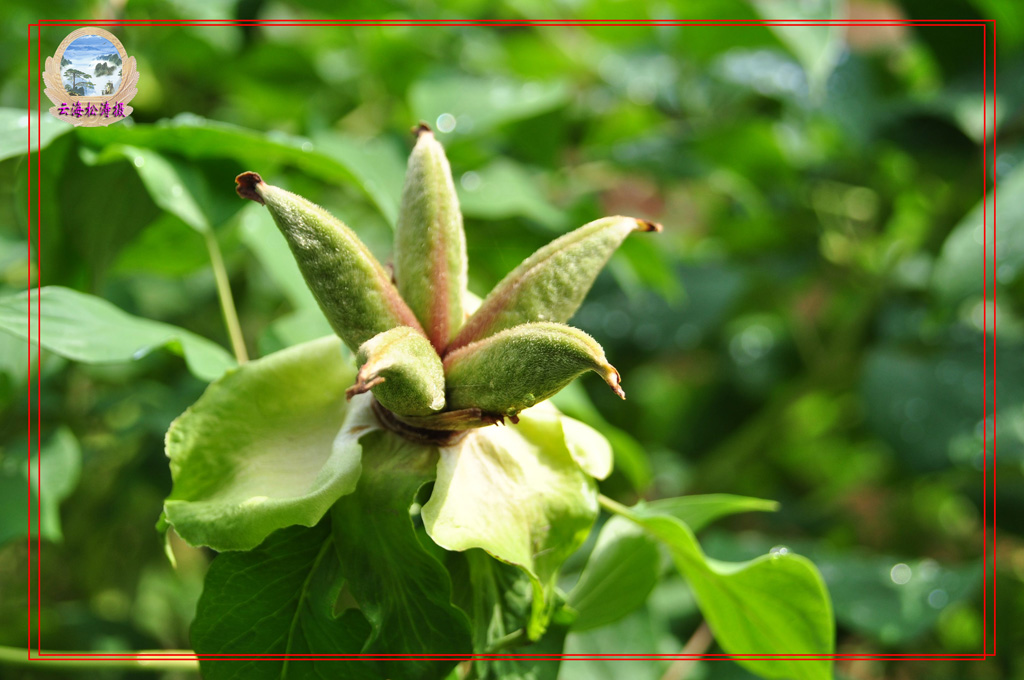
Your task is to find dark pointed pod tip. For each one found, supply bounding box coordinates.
[412,122,433,137]
[637,219,663,233]
[235,171,265,205]
[612,371,626,399]
[344,373,386,401]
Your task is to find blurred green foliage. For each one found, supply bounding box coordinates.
[0,0,1020,678]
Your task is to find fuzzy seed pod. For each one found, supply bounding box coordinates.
[443,322,624,418]
[394,125,468,353]
[346,326,446,417]
[446,216,660,353]
[236,172,424,353]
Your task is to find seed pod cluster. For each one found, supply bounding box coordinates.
[236,124,660,435]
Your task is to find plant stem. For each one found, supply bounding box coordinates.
[598,493,632,517]
[204,229,249,364]
[485,628,529,653]
[0,645,199,672]
[659,622,713,680]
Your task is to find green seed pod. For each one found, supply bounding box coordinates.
[443,322,624,418]
[346,326,446,417]
[447,216,660,353]
[394,125,469,352]
[236,172,423,353]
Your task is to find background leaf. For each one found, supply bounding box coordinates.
[0,286,235,381]
[753,0,842,99]
[457,160,565,230]
[560,607,676,680]
[91,145,213,233]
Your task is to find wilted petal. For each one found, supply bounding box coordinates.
[421,407,599,638]
[164,336,367,551]
[522,403,614,481]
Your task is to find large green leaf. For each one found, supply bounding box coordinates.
[0,286,235,382]
[568,494,777,633]
[0,427,81,546]
[422,406,600,639]
[567,516,660,632]
[164,336,361,551]
[626,508,835,680]
[191,520,378,680]
[330,407,472,680]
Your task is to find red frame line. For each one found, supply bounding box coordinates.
[35,21,43,659]
[30,18,996,22]
[24,17,997,665]
[987,19,995,659]
[25,23,33,663]
[982,21,987,660]
[31,20,994,26]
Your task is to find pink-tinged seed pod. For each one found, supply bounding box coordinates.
[236,172,424,353]
[394,124,469,353]
[446,216,660,354]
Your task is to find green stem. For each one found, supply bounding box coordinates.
[203,229,249,364]
[484,628,529,653]
[0,645,199,672]
[598,493,633,517]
